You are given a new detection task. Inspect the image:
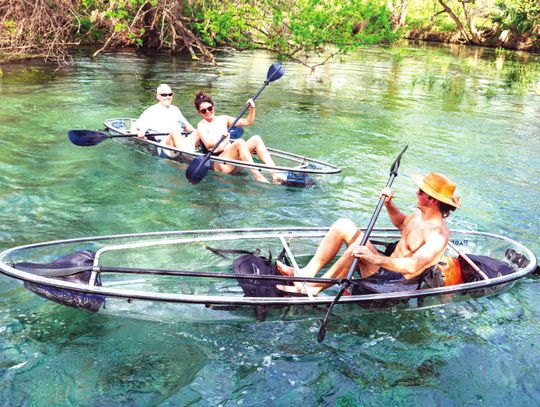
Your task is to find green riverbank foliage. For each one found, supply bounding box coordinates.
[83,0,398,68]
[403,0,538,50]
[0,0,396,67]
[0,0,538,66]
[192,0,398,67]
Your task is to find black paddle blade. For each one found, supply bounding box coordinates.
[317,324,328,342]
[186,155,212,184]
[229,126,244,140]
[390,145,408,175]
[317,283,348,342]
[68,130,109,147]
[267,62,285,82]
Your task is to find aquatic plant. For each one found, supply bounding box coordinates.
[485,83,498,98]
[502,63,537,95]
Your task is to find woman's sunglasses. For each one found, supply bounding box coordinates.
[199,106,214,114]
[160,93,173,97]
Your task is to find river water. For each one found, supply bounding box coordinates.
[0,44,539,405]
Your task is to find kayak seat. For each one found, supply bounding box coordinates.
[108,120,127,131]
[14,250,105,312]
[204,245,292,321]
[349,277,421,309]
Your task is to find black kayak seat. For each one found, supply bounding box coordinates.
[14,250,105,312]
[14,250,95,278]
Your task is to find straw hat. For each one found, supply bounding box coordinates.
[411,172,462,208]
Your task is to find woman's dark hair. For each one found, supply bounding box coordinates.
[194,91,213,110]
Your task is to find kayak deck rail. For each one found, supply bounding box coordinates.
[103,118,341,175]
[0,228,536,306]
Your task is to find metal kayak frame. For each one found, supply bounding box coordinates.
[103,118,342,176]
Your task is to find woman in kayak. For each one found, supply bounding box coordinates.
[131,84,197,157]
[194,91,285,183]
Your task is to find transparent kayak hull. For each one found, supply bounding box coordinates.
[0,227,536,322]
[103,118,341,186]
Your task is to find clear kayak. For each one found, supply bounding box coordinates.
[103,118,342,187]
[0,227,537,323]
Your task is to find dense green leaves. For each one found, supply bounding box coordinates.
[189,0,397,67]
[495,0,540,34]
[0,0,537,65]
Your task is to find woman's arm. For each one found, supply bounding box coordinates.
[196,121,211,148]
[231,99,255,127]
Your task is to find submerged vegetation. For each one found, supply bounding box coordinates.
[0,0,538,67]
[407,47,539,97]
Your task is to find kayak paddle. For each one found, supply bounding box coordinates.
[185,62,285,185]
[317,145,408,342]
[68,129,169,147]
[228,126,244,140]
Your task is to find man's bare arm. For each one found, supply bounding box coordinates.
[381,187,409,230]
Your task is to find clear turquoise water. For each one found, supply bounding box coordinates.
[0,44,539,405]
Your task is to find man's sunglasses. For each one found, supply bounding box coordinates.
[160,93,173,97]
[199,106,214,114]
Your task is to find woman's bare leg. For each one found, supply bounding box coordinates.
[217,140,269,183]
[245,136,275,165]
[245,136,285,182]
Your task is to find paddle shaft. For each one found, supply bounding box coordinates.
[110,132,169,139]
[317,174,398,327]
[228,78,275,130]
[68,129,177,147]
[447,241,490,280]
[345,173,399,279]
[204,77,280,158]
[317,146,407,342]
[185,62,284,184]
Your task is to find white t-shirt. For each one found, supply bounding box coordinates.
[134,103,190,135]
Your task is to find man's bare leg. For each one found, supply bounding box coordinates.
[276,218,360,276]
[164,131,196,151]
[276,218,381,295]
[163,133,184,150]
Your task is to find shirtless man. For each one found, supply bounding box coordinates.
[131,84,196,157]
[194,91,285,183]
[276,172,462,295]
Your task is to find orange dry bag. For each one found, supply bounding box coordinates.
[443,256,463,286]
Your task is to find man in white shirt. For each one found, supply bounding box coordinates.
[131,84,196,157]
